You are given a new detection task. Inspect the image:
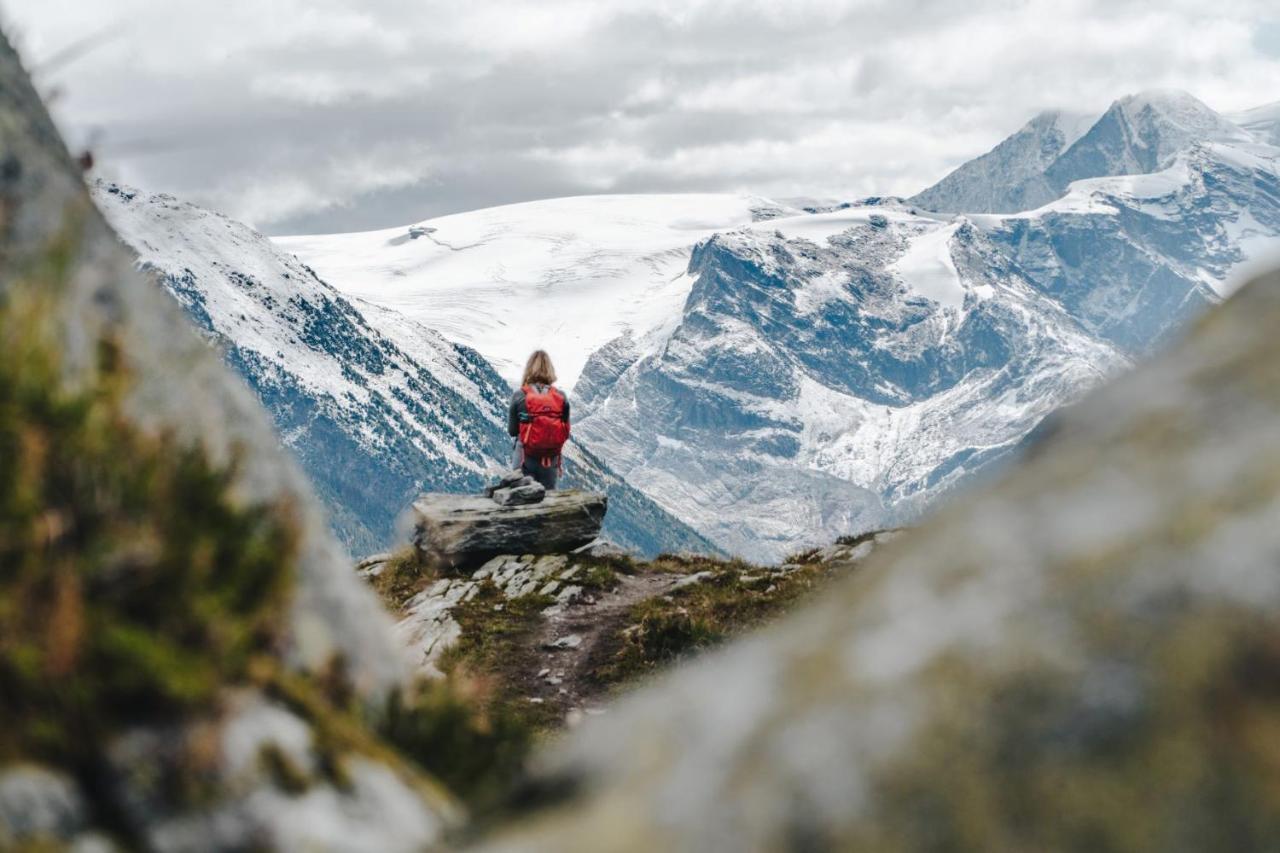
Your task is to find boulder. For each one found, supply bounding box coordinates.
[412,491,607,570]
[473,270,1280,850]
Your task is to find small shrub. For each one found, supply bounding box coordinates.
[369,547,438,610]
[377,676,535,808]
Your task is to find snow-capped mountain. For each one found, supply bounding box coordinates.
[910,109,1097,214]
[573,209,1127,557]
[93,182,720,558]
[913,90,1259,216]
[275,194,785,390]
[1042,91,1254,194]
[205,89,1280,560]
[575,110,1279,556]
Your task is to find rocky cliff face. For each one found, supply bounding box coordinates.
[475,266,1280,852]
[575,210,1127,558]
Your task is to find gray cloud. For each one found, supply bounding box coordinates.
[5,0,1279,234]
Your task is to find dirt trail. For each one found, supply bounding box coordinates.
[528,571,688,721]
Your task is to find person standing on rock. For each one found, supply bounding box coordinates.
[509,350,571,489]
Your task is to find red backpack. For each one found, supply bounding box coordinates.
[519,384,570,455]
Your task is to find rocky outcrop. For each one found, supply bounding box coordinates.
[411,491,607,570]
[0,34,453,851]
[392,554,592,679]
[373,539,898,729]
[475,269,1280,850]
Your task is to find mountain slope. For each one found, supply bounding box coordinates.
[1231,100,1280,146]
[910,109,1097,214]
[574,119,1280,557]
[94,182,720,558]
[1043,90,1253,195]
[913,89,1261,217]
[575,208,1127,558]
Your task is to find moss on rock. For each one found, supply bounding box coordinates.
[0,282,298,780]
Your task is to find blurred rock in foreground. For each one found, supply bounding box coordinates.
[476,267,1280,850]
[0,31,455,851]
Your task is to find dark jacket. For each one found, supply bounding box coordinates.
[508,384,571,438]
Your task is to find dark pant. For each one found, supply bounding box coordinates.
[521,455,559,490]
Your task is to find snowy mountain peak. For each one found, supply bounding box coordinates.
[917,89,1269,216]
[1028,108,1098,152]
[1046,90,1252,189]
[909,108,1099,214]
[1112,88,1251,145]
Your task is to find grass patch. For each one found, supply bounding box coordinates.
[369,547,440,611]
[0,241,304,842]
[591,559,848,687]
[437,583,559,724]
[376,675,536,810]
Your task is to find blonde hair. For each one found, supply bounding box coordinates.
[521,350,557,386]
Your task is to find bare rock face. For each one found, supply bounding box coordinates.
[412,491,607,570]
[475,269,1280,850]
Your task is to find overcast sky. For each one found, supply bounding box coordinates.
[6,0,1280,235]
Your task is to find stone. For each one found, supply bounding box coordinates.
[355,552,394,579]
[0,765,87,845]
[473,270,1280,850]
[484,470,535,498]
[393,578,474,679]
[543,634,583,651]
[492,483,546,507]
[555,585,584,605]
[412,491,607,571]
[571,539,628,559]
[670,571,714,591]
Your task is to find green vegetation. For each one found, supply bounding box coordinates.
[591,555,850,686]
[369,546,440,610]
[438,583,559,726]
[0,281,298,774]
[377,675,537,809]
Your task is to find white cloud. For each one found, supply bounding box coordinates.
[5,0,1279,233]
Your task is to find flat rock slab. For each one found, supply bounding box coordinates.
[412,490,607,571]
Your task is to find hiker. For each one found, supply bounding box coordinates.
[509,350,571,489]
